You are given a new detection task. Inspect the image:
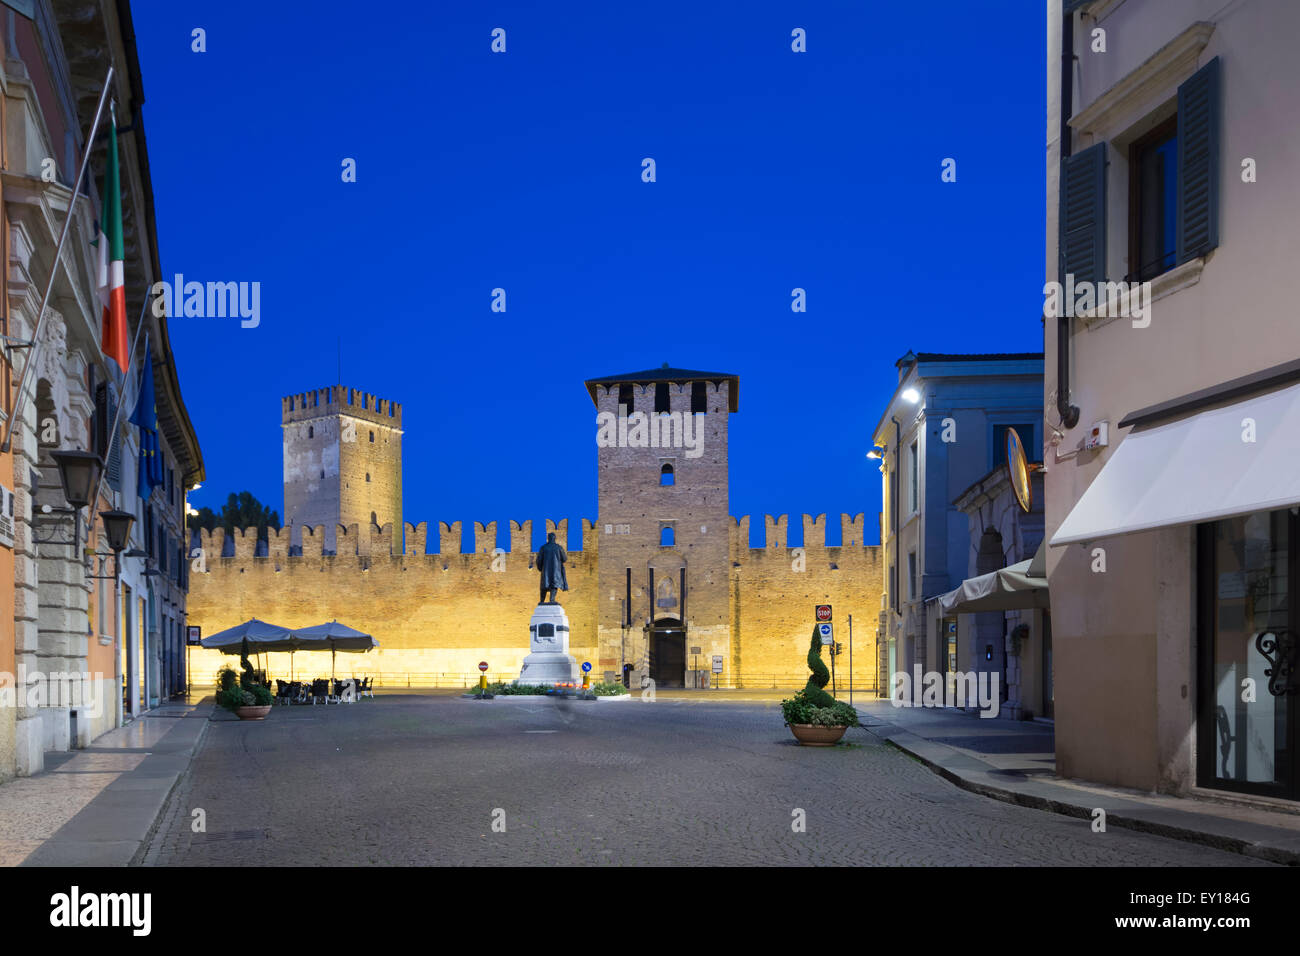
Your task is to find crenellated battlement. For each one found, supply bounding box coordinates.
[282,385,403,428]
[197,512,878,561]
[728,512,874,551]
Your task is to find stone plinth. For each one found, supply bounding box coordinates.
[515,603,578,684]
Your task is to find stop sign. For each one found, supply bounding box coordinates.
[478,661,488,672]
[816,604,832,622]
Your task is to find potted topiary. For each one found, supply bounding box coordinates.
[781,629,859,745]
[216,650,274,720]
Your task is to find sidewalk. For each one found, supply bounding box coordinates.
[854,699,1300,864]
[0,698,211,867]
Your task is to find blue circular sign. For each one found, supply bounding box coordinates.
[581,662,592,672]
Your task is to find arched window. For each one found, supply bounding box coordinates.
[365,473,371,482]
[369,430,375,443]
[307,425,313,438]
[660,463,675,486]
[371,511,377,526]
[660,526,674,547]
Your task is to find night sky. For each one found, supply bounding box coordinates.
[132,0,1046,548]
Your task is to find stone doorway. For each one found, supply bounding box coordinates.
[648,618,686,688]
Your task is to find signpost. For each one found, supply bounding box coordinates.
[581,660,591,690]
[478,660,488,695]
[711,655,722,690]
[818,622,833,645]
[848,614,854,705]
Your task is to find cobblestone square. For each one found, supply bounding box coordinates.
[145,695,1272,867]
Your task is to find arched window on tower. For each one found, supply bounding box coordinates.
[369,430,375,443]
[308,425,313,438]
[660,463,675,486]
[660,525,675,547]
[366,473,371,482]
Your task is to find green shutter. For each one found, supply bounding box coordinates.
[1177,56,1221,263]
[1059,142,1107,285]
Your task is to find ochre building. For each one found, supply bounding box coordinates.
[188,368,883,691]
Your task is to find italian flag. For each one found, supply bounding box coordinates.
[96,120,128,372]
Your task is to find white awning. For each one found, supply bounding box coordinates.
[938,541,1049,615]
[1051,381,1300,546]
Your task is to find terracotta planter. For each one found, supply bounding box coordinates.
[235,704,272,720]
[788,723,848,746]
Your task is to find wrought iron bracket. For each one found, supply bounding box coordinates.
[1256,630,1297,696]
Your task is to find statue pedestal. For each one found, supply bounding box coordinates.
[515,603,578,685]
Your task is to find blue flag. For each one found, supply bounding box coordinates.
[129,336,163,498]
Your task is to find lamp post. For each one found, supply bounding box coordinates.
[33,450,104,557]
[88,509,135,583]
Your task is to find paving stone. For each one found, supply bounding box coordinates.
[145,696,1272,867]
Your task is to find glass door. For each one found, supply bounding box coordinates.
[1197,511,1296,799]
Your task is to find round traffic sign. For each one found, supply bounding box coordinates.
[581,662,592,672]
[478,661,488,672]
[816,605,832,622]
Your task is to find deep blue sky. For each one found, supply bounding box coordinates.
[134,0,1045,550]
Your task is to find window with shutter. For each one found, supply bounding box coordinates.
[94,383,122,490]
[1176,56,1220,263]
[1059,142,1107,286]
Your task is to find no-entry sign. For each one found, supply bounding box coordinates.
[478,661,489,672]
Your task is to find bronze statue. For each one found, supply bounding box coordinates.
[536,532,569,604]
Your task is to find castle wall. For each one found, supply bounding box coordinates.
[186,523,598,688]
[187,515,884,691]
[729,513,884,692]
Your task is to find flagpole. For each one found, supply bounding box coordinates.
[0,67,115,454]
[89,290,151,514]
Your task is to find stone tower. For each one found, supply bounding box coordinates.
[585,365,737,688]
[282,386,403,552]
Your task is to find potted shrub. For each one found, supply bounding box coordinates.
[781,630,859,745]
[216,660,274,720]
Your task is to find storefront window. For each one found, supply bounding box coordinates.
[1199,510,1295,798]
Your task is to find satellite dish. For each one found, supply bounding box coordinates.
[1006,426,1032,513]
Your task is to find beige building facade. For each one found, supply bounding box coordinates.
[1045,0,1300,802]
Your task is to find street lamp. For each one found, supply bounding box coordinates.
[34,449,105,553]
[88,509,135,583]
[99,510,135,554]
[50,449,102,509]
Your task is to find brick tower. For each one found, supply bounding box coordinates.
[585,365,737,688]
[281,386,403,552]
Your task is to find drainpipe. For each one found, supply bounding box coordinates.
[1057,8,1081,429]
[891,416,901,616]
